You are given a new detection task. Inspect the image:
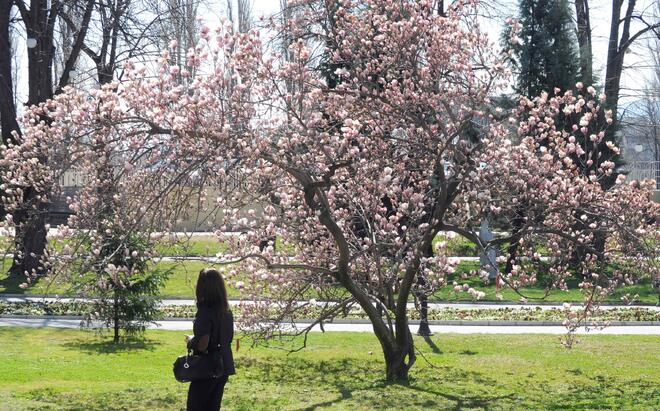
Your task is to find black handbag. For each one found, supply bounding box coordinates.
[173,348,224,382]
[174,313,225,383]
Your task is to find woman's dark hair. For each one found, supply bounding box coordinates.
[195,268,229,313]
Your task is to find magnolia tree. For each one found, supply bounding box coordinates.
[0,34,259,339]
[464,90,659,324]
[1,0,657,380]
[217,0,657,379]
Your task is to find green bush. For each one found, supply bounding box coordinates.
[77,231,173,342]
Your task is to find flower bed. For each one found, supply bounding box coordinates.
[1,300,658,322]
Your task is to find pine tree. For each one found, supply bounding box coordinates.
[503,1,587,275]
[506,0,580,97]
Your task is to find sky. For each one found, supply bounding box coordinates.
[191,0,660,105]
[11,0,659,111]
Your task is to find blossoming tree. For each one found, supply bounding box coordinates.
[2,0,657,380]
[220,0,656,379]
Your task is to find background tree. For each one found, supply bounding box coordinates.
[145,0,201,83]
[620,33,660,186]
[0,2,20,146]
[574,0,593,85]
[1,0,94,279]
[573,0,659,190]
[81,232,171,343]
[61,0,184,342]
[602,0,659,122]
[500,0,580,275]
[1,0,186,342]
[505,0,579,97]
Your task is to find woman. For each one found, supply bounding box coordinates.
[185,268,236,411]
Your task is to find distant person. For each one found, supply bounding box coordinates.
[185,268,235,410]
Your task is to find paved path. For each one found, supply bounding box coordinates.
[2,295,658,311]
[1,317,658,334]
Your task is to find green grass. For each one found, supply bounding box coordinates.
[431,282,657,304]
[0,328,658,410]
[431,262,658,304]
[1,234,657,305]
[0,259,230,299]
[1,258,657,304]
[154,235,227,256]
[153,234,548,259]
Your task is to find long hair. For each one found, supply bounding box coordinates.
[195,268,229,314]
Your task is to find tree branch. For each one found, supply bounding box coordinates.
[55,0,95,93]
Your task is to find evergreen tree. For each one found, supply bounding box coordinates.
[505,0,580,97]
[505,0,623,188]
[502,1,591,275]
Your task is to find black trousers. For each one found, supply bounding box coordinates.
[186,375,229,411]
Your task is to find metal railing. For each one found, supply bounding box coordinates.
[627,161,660,190]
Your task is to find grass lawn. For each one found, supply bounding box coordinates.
[431,262,658,304]
[0,328,658,410]
[0,234,657,305]
[0,259,220,299]
[1,258,657,304]
[154,235,227,256]
[431,281,657,304]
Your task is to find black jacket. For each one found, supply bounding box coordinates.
[187,305,236,376]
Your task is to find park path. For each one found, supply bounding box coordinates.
[1,295,658,311]
[0,317,658,334]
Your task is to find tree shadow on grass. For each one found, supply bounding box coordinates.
[408,388,515,411]
[239,354,658,410]
[0,273,26,294]
[14,385,182,411]
[63,336,162,354]
[240,356,516,410]
[422,335,442,354]
[540,376,658,411]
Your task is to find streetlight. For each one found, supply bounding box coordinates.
[26,37,37,48]
[416,292,433,336]
[416,275,433,336]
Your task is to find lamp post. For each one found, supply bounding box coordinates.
[416,290,433,336]
[416,248,433,336]
[26,37,37,48]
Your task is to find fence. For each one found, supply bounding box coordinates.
[627,161,659,190]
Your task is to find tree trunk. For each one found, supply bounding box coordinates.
[9,190,49,277]
[371,305,416,383]
[504,241,518,275]
[9,0,57,278]
[0,1,20,145]
[416,241,433,336]
[338,272,415,383]
[603,0,625,122]
[384,348,410,382]
[0,1,18,224]
[372,318,414,383]
[297,167,417,383]
[349,289,415,383]
[504,203,527,274]
[574,0,593,85]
